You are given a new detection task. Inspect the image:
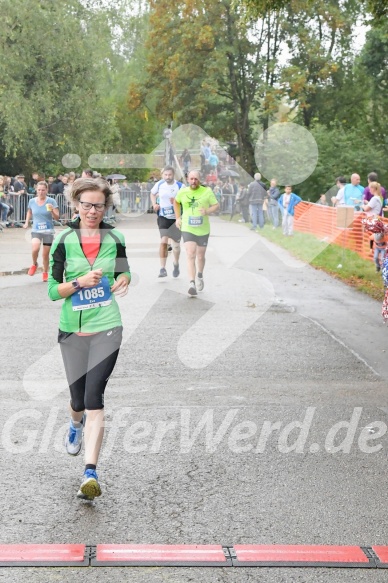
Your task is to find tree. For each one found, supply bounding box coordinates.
[366,0,387,19]
[0,0,118,175]
[241,0,380,18]
[358,19,388,144]
[293,122,387,200]
[279,0,361,128]
[112,8,164,179]
[129,0,287,174]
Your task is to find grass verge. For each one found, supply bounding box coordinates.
[222,215,385,301]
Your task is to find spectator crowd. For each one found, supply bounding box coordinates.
[1,151,387,267]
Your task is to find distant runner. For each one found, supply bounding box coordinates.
[23,181,59,282]
[174,170,219,296]
[150,166,183,278]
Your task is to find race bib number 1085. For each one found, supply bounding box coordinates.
[71,276,112,311]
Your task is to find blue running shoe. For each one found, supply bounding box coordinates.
[172,263,180,278]
[158,267,167,278]
[64,415,85,456]
[77,469,101,500]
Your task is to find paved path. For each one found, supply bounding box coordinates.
[1,215,387,582]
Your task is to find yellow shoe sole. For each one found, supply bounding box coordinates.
[77,477,101,500]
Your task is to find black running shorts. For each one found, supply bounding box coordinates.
[157,216,181,242]
[181,231,209,247]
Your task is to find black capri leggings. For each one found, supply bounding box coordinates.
[59,326,123,411]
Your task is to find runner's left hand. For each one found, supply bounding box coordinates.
[111,275,130,297]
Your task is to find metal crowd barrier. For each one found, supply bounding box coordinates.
[119,188,151,213]
[4,193,73,226]
[3,189,153,227]
[220,193,235,214]
[6,193,33,224]
[53,193,73,223]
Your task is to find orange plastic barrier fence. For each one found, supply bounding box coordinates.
[294,202,387,262]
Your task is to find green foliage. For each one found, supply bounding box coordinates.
[358,19,388,144]
[0,0,120,175]
[234,0,388,199]
[367,0,388,19]
[299,123,388,200]
[2,0,386,196]
[241,0,311,15]
[97,11,162,180]
[0,0,160,179]
[279,0,361,128]
[137,0,381,186]
[130,0,288,174]
[241,0,387,21]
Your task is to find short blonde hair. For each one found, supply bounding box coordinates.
[67,177,113,208]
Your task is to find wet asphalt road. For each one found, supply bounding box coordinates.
[0,215,388,582]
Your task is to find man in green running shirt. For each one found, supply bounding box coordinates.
[174,170,219,296]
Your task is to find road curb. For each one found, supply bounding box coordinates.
[0,269,28,277]
[0,268,43,277]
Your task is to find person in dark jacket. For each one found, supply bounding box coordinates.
[248,172,267,230]
[236,185,250,223]
[180,149,192,175]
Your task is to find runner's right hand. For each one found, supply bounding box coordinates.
[78,269,103,288]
